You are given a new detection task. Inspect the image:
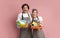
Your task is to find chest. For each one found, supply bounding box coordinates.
[21,13,30,23]
[32,17,40,23]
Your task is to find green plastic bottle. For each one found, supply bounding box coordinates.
[17,21,22,28]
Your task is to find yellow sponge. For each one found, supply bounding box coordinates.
[32,22,38,26]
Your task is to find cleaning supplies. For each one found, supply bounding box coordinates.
[17,20,28,28]
[31,21,42,30]
[32,21,38,26]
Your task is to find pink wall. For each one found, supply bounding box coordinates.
[0,0,60,38]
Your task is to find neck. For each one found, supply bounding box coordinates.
[23,11,28,13]
[32,16,37,18]
[33,15,38,18]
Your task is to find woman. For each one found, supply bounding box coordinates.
[16,4,32,38]
[31,9,45,38]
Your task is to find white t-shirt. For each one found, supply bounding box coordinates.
[32,16,43,23]
[32,16,43,26]
[17,13,32,21]
[17,12,32,28]
[17,12,43,28]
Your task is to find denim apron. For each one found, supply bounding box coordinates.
[20,13,31,38]
[32,17,45,38]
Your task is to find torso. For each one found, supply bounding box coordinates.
[32,16,43,23]
[21,13,31,24]
[32,17,40,23]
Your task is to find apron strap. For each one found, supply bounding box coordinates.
[32,16,39,23]
[22,12,30,20]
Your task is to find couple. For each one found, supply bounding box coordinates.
[16,3,45,38]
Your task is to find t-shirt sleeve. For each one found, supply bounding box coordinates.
[17,13,22,28]
[38,16,43,23]
[17,13,22,21]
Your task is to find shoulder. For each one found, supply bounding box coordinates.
[28,13,31,15]
[38,16,43,21]
[18,13,22,15]
[18,13,22,16]
[38,16,43,19]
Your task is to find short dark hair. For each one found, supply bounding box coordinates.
[32,9,38,13]
[21,3,29,10]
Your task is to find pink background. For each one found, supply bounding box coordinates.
[0,0,60,38]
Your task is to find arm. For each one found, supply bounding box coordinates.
[38,16,44,27]
[37,16,44,30]
[16,13,22,28]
